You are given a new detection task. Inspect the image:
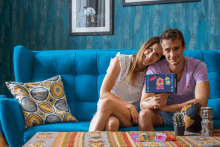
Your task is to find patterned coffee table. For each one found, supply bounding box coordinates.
[23,130,220,147]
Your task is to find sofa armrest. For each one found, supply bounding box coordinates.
[14,45,36,82]
[0,95,7,99]
[0,95,7,135]
[0,98,25,147]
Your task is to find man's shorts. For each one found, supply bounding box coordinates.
[157,110,174,125]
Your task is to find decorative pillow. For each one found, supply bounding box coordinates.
[6,75,77,128]
[181,103,202,132]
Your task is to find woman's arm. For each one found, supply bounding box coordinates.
[100,55,132,109]
[140,84,158,110]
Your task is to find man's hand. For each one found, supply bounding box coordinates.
[145,93,170,109]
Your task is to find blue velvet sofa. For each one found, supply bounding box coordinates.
[1,45,220,146]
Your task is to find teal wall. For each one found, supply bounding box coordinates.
[0,0,220,96]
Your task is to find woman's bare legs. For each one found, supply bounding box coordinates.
[105,116,120,131]
[89,98,133,131]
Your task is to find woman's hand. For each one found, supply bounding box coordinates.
[128,104,139,125]
[145,93,170,109]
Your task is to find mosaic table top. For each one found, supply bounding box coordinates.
[23,130,220,147]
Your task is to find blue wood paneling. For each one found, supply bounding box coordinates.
[0,0,220,95]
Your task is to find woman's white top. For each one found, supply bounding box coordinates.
[98,52,147,109]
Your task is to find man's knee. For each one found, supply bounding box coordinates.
[106,116,120,130]
[139,109,154,120]
[139,109,163,126]
[139,109,156,131]
[108,116,120,126]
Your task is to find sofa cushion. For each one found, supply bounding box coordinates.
[23,122,90,143]
[6,75,77,128]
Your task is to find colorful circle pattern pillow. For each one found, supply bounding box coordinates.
[6,75,78,128]
[181,103,202,132]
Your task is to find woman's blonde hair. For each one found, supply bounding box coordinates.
[126,36,164,86]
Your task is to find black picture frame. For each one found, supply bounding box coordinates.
[122,0,201,6]
[69,0,113,36]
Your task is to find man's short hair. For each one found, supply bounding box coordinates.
[160,28,186,47]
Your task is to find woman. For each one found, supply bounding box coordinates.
[89,36,165,131]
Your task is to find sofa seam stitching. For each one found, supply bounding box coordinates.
[31,50,35,82]
[52,53,55,76]
[200,50,204,63]
[74,51,76,105]
[96,51,98,101]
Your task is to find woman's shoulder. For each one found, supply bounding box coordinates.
[110,55,120,68]
[106,53,121,74]
[116,52,132,59]
[115,52,132,68]
[109,52,132,70]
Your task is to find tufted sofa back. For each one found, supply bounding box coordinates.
[13,46,220,121]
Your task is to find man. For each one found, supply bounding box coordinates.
[139,28,210,131]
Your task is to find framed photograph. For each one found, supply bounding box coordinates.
[122,0,201,6]
[69,0,113,36]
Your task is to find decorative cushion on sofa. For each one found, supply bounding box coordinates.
[6,75,77,128]
[181,103,202,132]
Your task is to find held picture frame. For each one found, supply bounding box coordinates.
[122,0,201,6]
[69,0,113,36]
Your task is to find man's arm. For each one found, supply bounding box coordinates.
[140,84,169,110]
[141,63,170,110]
[160,81,210,112]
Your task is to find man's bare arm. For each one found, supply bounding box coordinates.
[140,84,169,110]
[159,81,210,112]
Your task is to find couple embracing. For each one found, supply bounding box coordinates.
[89,28,210,132]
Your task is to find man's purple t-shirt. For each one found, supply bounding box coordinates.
[146,56,209,105]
